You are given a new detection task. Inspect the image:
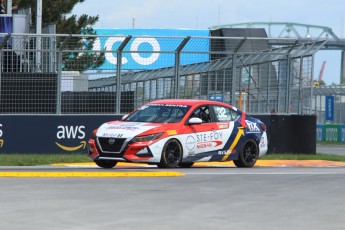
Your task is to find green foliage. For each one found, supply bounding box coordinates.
[15,0,104,71]
[16,0,91,32]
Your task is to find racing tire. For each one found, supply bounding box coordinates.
[94,160,117,168]
[178,162,194,168]
[157,139,183,168]
[233,139,259,168]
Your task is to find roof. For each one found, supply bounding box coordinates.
[149,99,234,107]
[313,85,345,95]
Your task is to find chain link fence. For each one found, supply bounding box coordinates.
[0,33,325,115]
[313,86,345,124]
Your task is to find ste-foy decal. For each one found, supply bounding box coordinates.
[195,131,223,149]
[56,125,86,151]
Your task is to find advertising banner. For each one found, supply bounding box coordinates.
[325,95,334,121]
[341,125,345,143]
[0,115,122,154]
[0,15,12,33]
[323,124,340,142]
[316,124,324,142]
[93,29,210,70]
[0,15,12,46]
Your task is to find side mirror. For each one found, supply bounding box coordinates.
[122,114,129,120]
[188,117,203,125]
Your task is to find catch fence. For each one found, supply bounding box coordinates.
[0,33,325,115]
[313,85,345,124]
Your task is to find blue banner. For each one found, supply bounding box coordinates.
[93,29,210,70]
[0,16,12,46]
[325,96,334,121]
[316,124,324,142]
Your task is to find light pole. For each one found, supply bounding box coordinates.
[6,0,12,14]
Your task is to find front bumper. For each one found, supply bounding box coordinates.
[88,137,154,162]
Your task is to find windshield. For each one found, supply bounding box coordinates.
[125,104,191,123]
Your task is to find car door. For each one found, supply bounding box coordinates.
[182,105,226,159]
[211,105,244,161]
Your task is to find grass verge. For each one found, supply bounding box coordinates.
[0,153,344,166]
[262,153,345,162]
[0,153,92,166]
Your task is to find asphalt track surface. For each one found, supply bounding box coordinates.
[1,158,345,230]
[317,144,345,155]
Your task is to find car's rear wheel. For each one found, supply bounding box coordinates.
[94,159,117,168]
[233,139,259,168]
[179,162,194,168]
[157,139,182,168]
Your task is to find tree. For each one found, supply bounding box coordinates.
[15,0,104,70]
[313,80,326,87]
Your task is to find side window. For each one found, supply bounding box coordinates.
[190,106,211,123]
[213,106,239,122]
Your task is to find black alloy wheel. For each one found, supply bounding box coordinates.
[157,139,183,168]
[233,139,259,168]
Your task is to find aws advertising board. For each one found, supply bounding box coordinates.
[0,115,122,154]
[92,28,210,70]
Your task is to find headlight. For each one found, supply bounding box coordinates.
[91,129,98,139]
[130,133,164,143]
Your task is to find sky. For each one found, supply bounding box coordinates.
[71,0,345,85]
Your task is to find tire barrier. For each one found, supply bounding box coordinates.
[252,114,316,154]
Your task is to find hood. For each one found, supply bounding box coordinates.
[96,121,161,138]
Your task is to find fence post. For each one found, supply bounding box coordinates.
[310,55,315,115]
[231,54,237,106]
[116,36,132,114]
[0,35,11,112]
[56,35,71,115]
[174,36,190,99]
[56,50,62,114]
[298,57,303,114]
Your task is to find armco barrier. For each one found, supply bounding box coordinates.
[0,114,317,154]
[317,124,345,143]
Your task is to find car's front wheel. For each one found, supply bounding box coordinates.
[157,139,182,168]
[233,139,259,168]
[94,159,117,168]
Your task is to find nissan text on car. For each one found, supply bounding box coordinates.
[88,99,268,168]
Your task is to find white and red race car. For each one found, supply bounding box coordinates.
[88,99,268,168]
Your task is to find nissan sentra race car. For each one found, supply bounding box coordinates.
[88,99,268,168]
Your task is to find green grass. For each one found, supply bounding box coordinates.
[262,153,345,162]
[0,153,345,166]
[317,142,345,145]
[0,153,92,166]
